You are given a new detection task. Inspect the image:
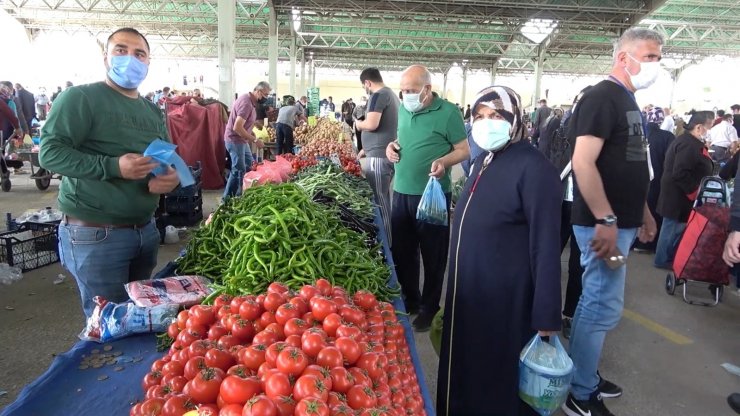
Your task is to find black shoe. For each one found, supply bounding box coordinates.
[562,317,572,340]
[729,393,740,414]
[597,376,623,398]
[562,392,615,416]
[412,312,434,332]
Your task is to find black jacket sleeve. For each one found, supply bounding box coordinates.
[720,152,739,181]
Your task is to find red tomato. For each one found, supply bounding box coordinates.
[205,348,236,371]
[142,371,163,391]
[151,358,168,372]
[329,404,354,416]
[238,300,263,321]
[218,335,241,350]
[352,290,378,311]
[240,344,267,371]
[335,337,361,365]
[301,332,327,358]
[253,330,280,346]
[167,322,180,340]
[228,364,254,378]
[165,375,188,393]
[219,374,262,405]
[189,305,216,327]
[293,374,329,402]
[162,360,185,377]
[335,324,361,340]
[329,367,354,394]
[338,305,365,326]
[264,371,293,400]
[231,319,256,343]
[230,295,251,310]
[187,368,224,404]
[356,353,384,381]
[161,394,196,416]
[284,318,309,337]
[275,303,301,326]
[316,347,343,369]
[299,285,319,301]
[177,310,190,330]
[267,282,290,295]
[285,334,302,348]
[177,329,200,347]
[197,404,219,416]
[346,385,377,410]
[327,391,347,409]
[309,297,337,321]
[145,384,171,400]
[314,279,332,296]
[295,398,330,416]
[273,395,296,416]
[214,294,234,309]
[289,297,309,315]
[348,367,372,388]
[321,313,343,337]
[275,347,309,376]
[259,312,277,329]
[188,340,212,359]
[264,342,290,367]
[218,404,244,416]
[217,305,234,321]
[263,293,286,313]
[242,394,277,416]
[302,312,321,327]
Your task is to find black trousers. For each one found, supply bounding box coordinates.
[391,191,451,315]
[275,123,294,154]
[560,201,583,318]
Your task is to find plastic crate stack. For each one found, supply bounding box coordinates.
[2,214,60,272]
[156,162,204,228]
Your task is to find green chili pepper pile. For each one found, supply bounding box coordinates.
[294,162,376,220]
[176,183,398,300]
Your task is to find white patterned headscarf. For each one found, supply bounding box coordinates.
[471,86,526,143]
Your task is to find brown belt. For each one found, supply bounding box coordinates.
[63,215,151,229]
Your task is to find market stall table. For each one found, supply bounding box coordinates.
[1,209,435,416]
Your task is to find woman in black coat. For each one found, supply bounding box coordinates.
[654,111,715,268]
[437,86,562,416]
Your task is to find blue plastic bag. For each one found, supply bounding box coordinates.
[519,334,574,415]
[416,177,448,226]
[143,138,195,187]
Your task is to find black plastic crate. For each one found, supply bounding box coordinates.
[0,222,60,272]
[166,162,202,197]
[164,194,203,215]
[163,211,204,227]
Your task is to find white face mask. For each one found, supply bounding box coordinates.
[403,87,426,113]
[472,119,512,151]
[626,54,660,90]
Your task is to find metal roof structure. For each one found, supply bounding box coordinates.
[3,0,739,75]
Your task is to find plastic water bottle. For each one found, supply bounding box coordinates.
[0,263,23,285]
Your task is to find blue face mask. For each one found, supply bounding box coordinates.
[107,55,148,89]
[472,119,512,151]
[403,87,426,113]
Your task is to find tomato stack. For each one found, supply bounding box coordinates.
[130,280,426,416]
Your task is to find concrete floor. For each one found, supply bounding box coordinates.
[1,168,740,415]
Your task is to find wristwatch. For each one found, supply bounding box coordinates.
[595,214,618,227]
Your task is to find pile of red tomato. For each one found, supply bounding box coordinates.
[130,280,426,416]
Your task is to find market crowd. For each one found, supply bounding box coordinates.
[4,25,740,416]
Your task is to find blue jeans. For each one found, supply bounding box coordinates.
[569,225,638,400]
[58,220,160,318]
[654,217,686,268]
[223,141,253,199]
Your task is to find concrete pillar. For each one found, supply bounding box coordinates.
[442,71,448,99]
[669,66,686,107]
[268,6,278,94]
[461,67,468,107]
[289,39,297,96]
[490,60,498,85]
[300,48,306,96]
[311,60,316,88]
[217,0,235,106]
[532,46,546,107]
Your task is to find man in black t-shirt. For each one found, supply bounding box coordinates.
[562,28,661,416]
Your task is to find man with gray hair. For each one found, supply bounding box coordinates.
[223,81,271,199]
[386,65,469,331]
[563,27,660,416]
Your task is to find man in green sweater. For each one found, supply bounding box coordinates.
[39,27,180,318]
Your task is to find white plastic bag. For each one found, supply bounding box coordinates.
[519,334,573,415]
[79,297,178,343]
[416,177,448,226]
[164,226,180,244]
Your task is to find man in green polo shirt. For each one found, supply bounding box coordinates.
[386,65,470,331]
[39,27,180,318]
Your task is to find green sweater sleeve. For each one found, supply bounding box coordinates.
[39,88,122,180]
